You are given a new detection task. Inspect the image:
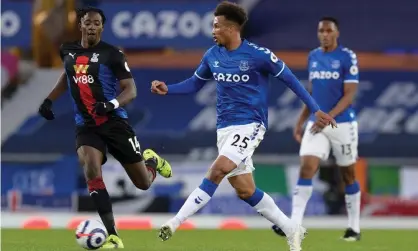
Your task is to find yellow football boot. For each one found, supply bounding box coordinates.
[100,234,124,249]
[143,149,172,178]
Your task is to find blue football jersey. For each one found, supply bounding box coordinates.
[308,46,359,123]
[194,40,285,129]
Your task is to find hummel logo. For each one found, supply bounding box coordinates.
[69,53,76,59]
[194,196,203,204]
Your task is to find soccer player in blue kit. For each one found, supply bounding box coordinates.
[151,2,336,250]
[272,17,361,241]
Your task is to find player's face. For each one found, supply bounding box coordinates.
[212,16,233,46]
[80,12,104,46]
[317,21,339,49]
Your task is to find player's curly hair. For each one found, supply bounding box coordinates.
[214,1,248,27]
[320,17,339,29]
[76,6,106,25]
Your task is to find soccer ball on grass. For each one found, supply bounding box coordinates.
[75,219,108,250]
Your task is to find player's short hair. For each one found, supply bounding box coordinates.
[214,1,248,27]
[76,6,106,25]
[319,17,339,29]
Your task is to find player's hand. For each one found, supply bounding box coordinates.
[293,124,303,143]
[310,122,325,134]
[151,80,168,95]
[312,110,337,133]
[93,102,115,116]
[38,98,55,120]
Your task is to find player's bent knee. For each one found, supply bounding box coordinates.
[130,175,152,190]
[132,176,152,190]
[133,181,151,190]
[235,187,255,200]
[209,167,229,179]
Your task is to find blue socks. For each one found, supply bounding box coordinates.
[243,188,265,207]
[297,178,312,186]
[198,178,218,197]
[345,181,360,195]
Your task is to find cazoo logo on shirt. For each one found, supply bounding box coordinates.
[213,73,250,83]
[310,71,340,80]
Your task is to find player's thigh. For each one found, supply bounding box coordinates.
[218,123,265,176]
[102,119,144,165]
[76,127,107,164]
[299,121,331,161]
[101,120,150,186]
[227,173,256,199]
[76,129,106,180]
[328,121,358,166]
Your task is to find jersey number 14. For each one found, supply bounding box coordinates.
[128,136,141,155]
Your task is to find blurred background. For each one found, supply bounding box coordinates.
[1,0,418,229]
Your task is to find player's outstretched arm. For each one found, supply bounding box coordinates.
[277,66,319,113]
[150,75,207,95]
[277,66,336,128]
[296,81,312,127]
[38,72,68,120]
[151,48,212,95]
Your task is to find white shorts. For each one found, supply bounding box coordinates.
[299,121,358,166]
[217,122,266,178]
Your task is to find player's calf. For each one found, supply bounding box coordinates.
[229,174,300,239]
[239,185,306,250]
[272,156,318,238]
[124,149,173,191]
[340,163,356,185]
[158,155,234,241]
[340,163,361,236]
[123,161,154,190]
[291,156,319,224]
[86,176,118,237]
[78,147,119,237]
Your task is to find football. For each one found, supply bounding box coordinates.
[75,219,108,250]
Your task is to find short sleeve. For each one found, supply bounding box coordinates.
[111,49,133,80]
[194,50,213,80]
[342,49,359,83]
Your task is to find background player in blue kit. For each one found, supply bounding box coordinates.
[272,17,362,241]
[151,2,336,250]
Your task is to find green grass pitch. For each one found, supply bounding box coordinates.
[1,229,415,251]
